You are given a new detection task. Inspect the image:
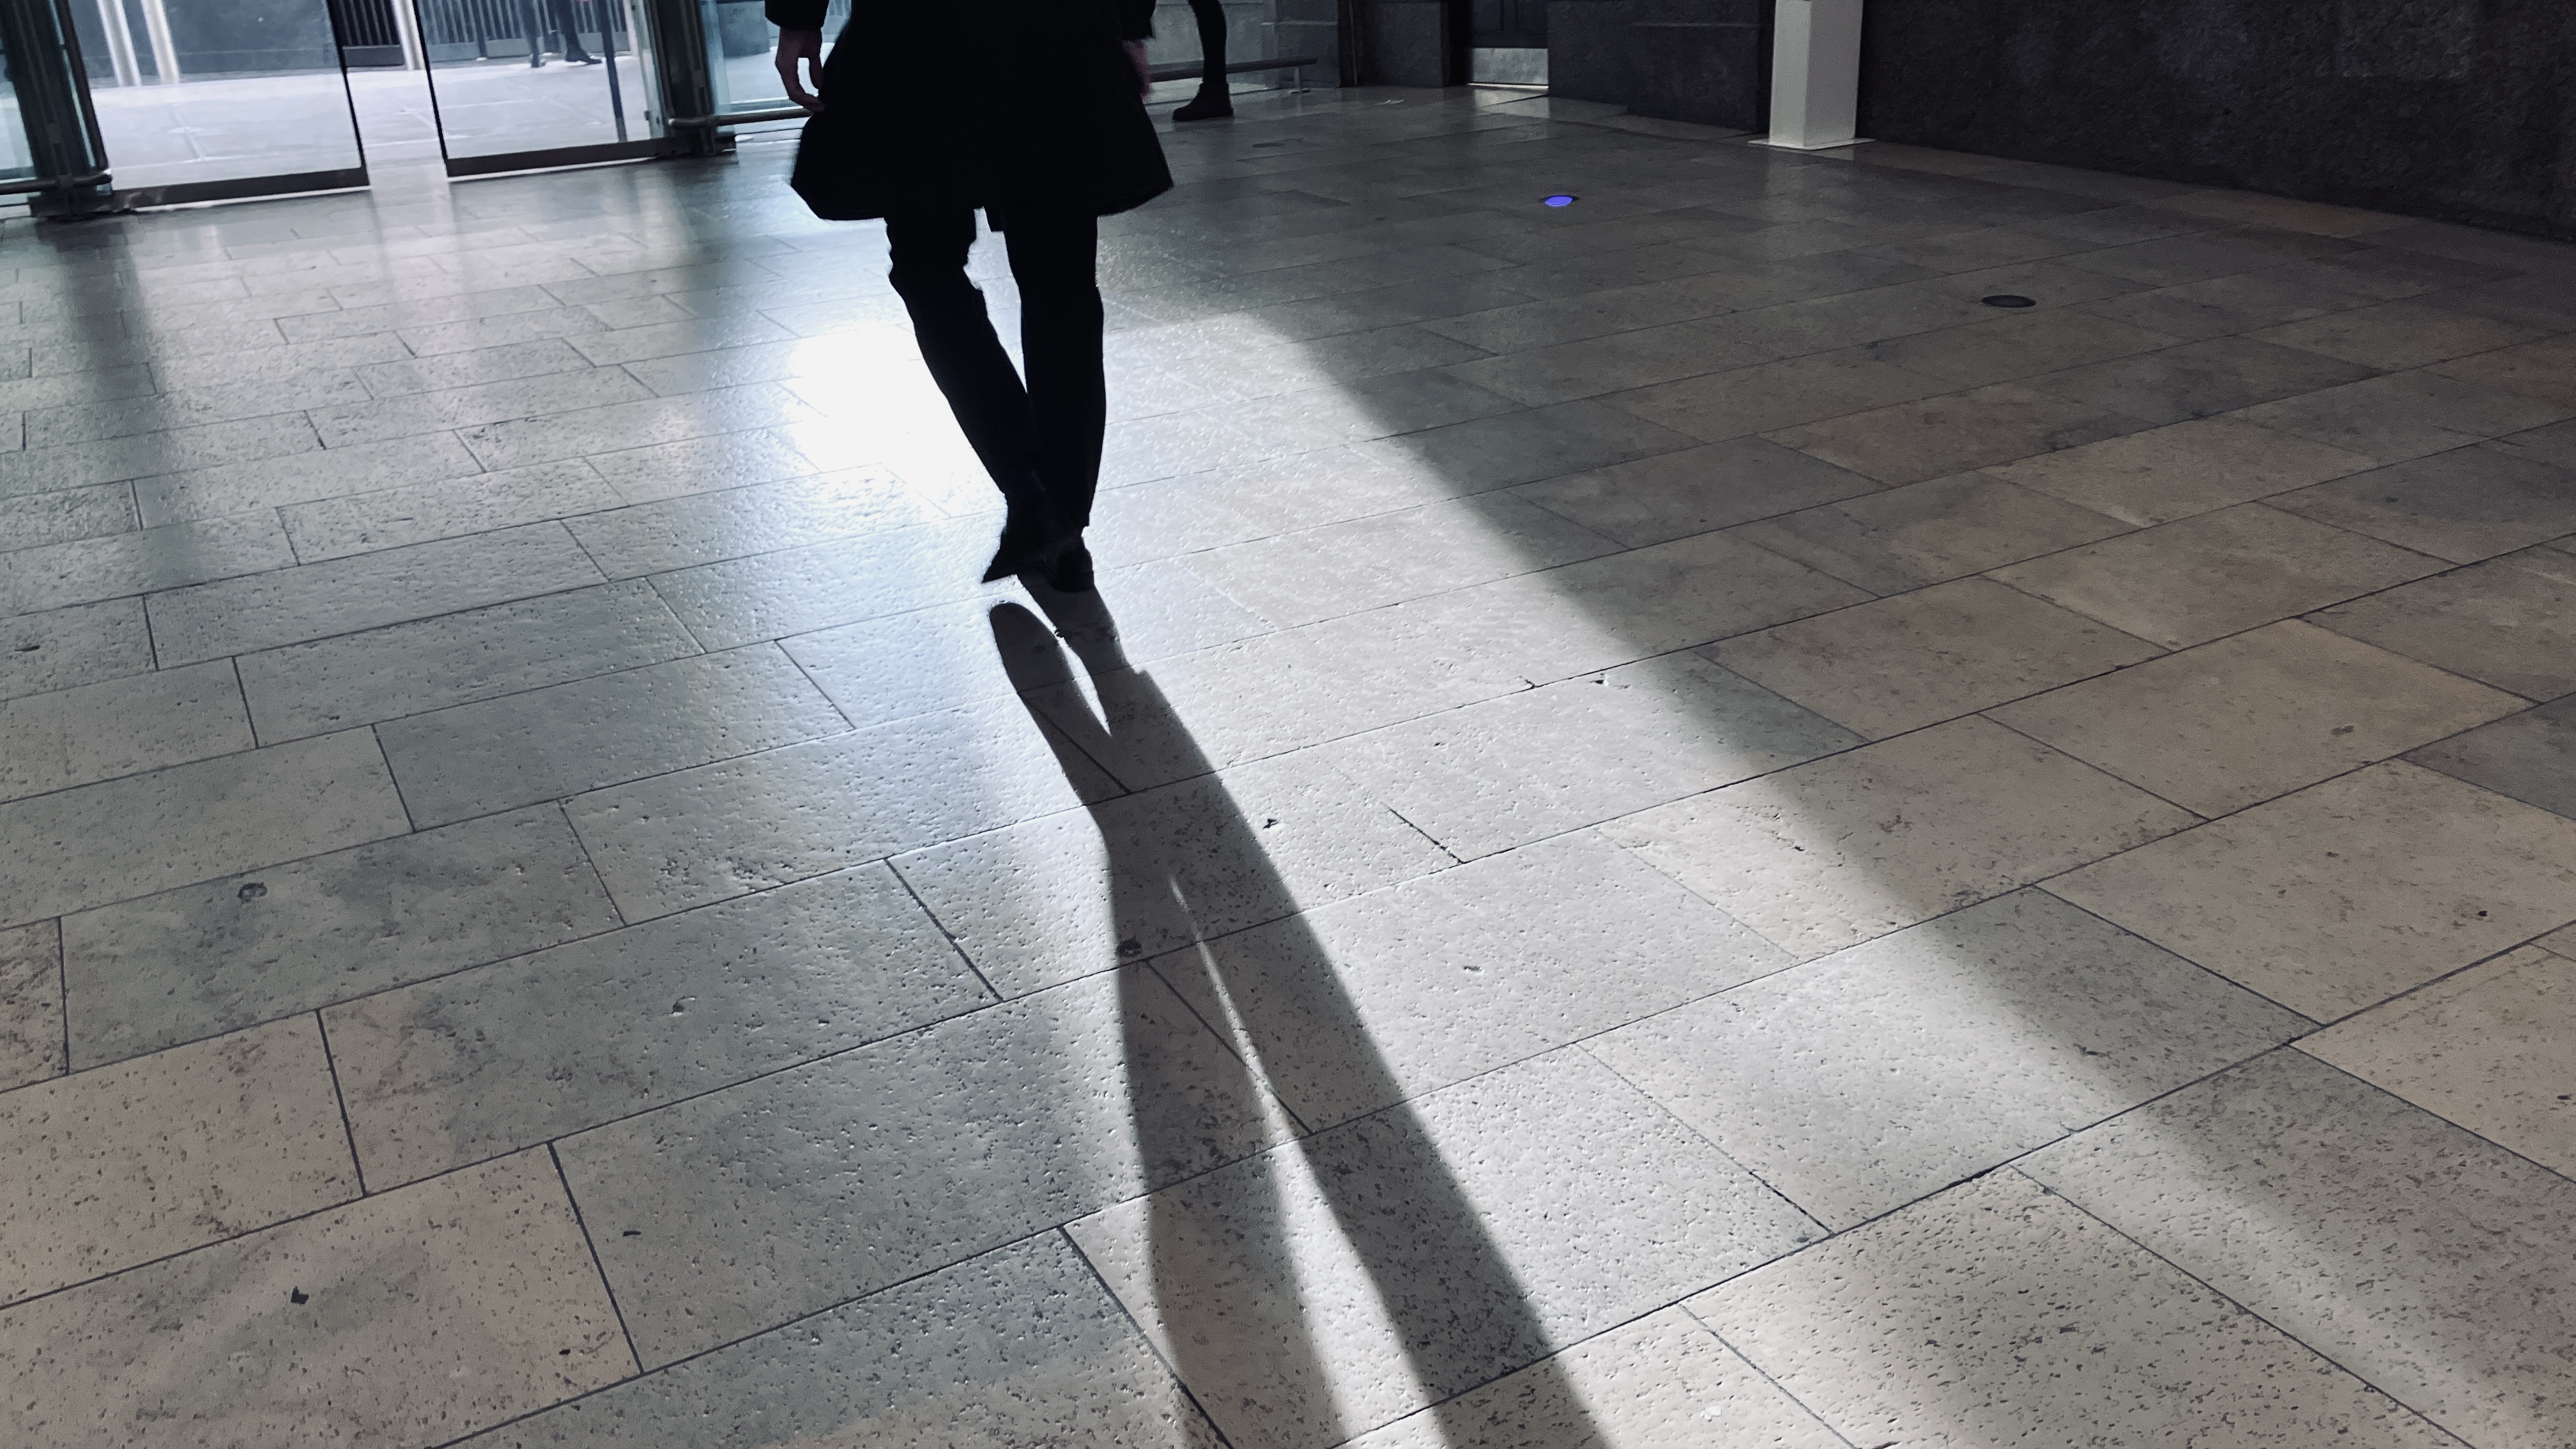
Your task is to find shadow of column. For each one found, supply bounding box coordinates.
[989,592,1605,1448]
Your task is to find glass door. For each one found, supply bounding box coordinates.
[690,0,839,123]
[412,0,660,174]
[70,0,372,203]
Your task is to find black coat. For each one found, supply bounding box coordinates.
[772,0,1173,222]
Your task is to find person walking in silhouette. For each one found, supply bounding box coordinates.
[772,0,1171,593]
[1173,0,1232,120]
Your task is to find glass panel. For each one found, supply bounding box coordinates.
[698,0,842,118]
[415,0,657,164]
[0,27,39,183]
[78,0,371,197]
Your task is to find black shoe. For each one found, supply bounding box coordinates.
[1173,92,1233,122]
[569,53,601,64]
[528,54,545,67]
[981,509,1053,582]
[1041,537,1094,594]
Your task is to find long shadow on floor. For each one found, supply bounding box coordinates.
[991,592,1602,1449]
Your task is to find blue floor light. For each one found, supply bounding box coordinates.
[1543,194,1577,206]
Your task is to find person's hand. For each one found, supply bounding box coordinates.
[777,28,824,112]
[1123,39,1151,96]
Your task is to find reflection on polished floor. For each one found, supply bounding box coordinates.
[4,84,2576,1448]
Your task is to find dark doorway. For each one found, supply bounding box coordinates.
[1468,0,1545,84]
[326,0,408,66]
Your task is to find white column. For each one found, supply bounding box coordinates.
[137,0,181,83]
[95,0,141,87]
[1759,0,1863,150]
[392,0,429,70]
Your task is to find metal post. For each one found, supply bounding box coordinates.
[640,0,718,154]
[0,0,115,213]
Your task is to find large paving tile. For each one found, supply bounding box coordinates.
[1607,716,2196,958]
[561,467,937,578]
[0,660,252,806]
[1729,471,2133,595]
[1590,889,2308,1229]
[1510,436,1885,548]
[378,644,850,827]
[1691,1170,2460,1449]
[2049,762,2576,1019]
[1764,381,2152,486]
[1602,349,1947,442]
[566,699,1119,921]
[1068,1048,1820,1449]
[0,413,321,497]
[1992,502,2446,648]
[2269,441,2576,564]
[0,597,153,702]
[277,459,625,562]
[0,730,410,928]
[2303,944,2576,1178]
[1183,491,1617,630]
[2232,369,2576,464]
[0,513,294,617]
[2023,1050,2576,1449]
[61,806,620,1066]
[2021,335,2381,424]
[781,572,1269,731]
[328,864,990,1186]
[146,521,605,665]
[2407,694,2576,819]
[1440,322,1767,407]
[1365,398,1703,494]
[0,482,137,553]
[896,745,1451,998]
[2423,334,2576,410]
[1714,576,2161,738]
[555,967,1284,1367]
[1324,650,1859,859]
[585,427,820,503]
[447,1234,1225,1448]
[238,579,704,741]
[0,922,61,1092]
[1342,1307,1843,1449]
[1857,307,2179,389]
[2311,546,2576,701]
[2250,296,2547,370]
[1993,619,2524,816]
[0,1150,633,1449]
[1158,831,1790,1130]
[643,516,1006,648]
[1984,415,2378,526]
[132,431,487,526]
[0,1016,355,1306]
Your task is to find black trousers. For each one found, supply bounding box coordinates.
[885,207,1106,528]
[1187,0,1227,91]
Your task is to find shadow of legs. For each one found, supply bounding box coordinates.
[992,597,1607,1446]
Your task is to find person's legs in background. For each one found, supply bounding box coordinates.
[1174,0,1232,121]
[885,207,1092,588]
[519,0,549,66]
[548,0,598,63]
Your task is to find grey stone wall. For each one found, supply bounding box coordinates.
[1860,0,2576,240]
[1549,0,1769,129]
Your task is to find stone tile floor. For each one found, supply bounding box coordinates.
[3,82,2575,1448]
